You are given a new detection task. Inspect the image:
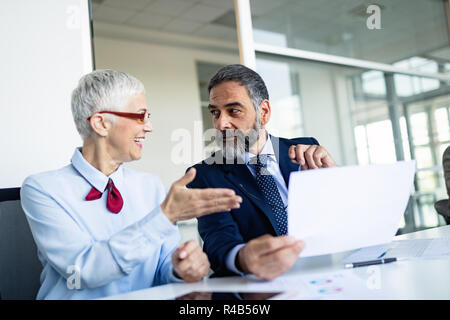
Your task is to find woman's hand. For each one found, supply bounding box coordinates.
[172,240,210,282]
[161,168,242,224]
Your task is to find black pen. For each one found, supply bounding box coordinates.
[344,257,398,268]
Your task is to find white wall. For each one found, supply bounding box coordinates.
[93,25,239,188]
[0,0,92,188]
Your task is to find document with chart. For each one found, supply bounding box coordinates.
[244,269,384,300]
[288,161,416,257]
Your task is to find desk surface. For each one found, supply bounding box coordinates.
[105,225,450,300]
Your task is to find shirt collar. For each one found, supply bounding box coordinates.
[245,135,276,165]
[71,147,124,192]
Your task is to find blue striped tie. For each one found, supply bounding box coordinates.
[250,154,288,235]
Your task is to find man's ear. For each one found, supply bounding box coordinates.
[259,99,271,127]
[89,114,111,137]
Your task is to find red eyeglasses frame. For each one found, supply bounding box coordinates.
[87,111,150,124]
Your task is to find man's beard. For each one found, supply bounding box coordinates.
[215,117,262,163]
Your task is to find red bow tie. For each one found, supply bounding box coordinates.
[85,178,123,214]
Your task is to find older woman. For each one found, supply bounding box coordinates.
[20,70,242,299]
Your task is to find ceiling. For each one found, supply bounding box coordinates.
[91,0,238,42]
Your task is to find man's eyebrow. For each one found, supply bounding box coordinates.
[207,102,245,109]
[224,102,245,108]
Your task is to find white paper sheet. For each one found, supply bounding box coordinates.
[288,161,416,257]
[343,238,450,263]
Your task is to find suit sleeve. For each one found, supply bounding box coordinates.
[187,166,245,276]
[311,137,319,146]
[290,136,319,146]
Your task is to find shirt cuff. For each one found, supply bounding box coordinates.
[169,264,185,283]
[225,243,246,276]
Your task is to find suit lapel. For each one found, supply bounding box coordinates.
[222,161,281,235]
[271,135,300,188]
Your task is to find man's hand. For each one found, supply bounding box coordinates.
[288,144,336,170]
[161,168,242,224]
[237,234,305,280]
[172,240,210,283]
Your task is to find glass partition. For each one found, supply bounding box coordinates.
[250,0,450,65]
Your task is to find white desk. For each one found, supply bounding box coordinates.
[105,225,450,300]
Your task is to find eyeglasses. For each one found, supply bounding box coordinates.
[87,110,151,124]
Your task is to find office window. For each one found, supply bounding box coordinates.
[355,71,450,229]
[354,121,399,165]
[394,57,440,97]
[361,71,386,96]
[435,107,450,142]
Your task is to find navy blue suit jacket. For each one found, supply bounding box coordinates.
[187,136,319,276]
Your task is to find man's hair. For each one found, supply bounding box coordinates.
[207,64,269,111]
[71,69,145,140]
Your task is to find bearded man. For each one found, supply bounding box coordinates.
[187,64,337,279]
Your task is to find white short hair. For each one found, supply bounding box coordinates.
[71,69,145,140]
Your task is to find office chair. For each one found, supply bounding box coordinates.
[435,146,450,225]
[0,188,42,299]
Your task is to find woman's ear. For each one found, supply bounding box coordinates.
[89,114,111,137]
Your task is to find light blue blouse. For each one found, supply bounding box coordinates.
[21,148,181,299]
